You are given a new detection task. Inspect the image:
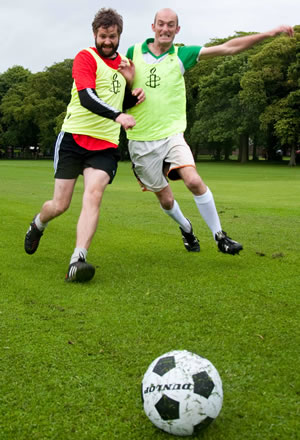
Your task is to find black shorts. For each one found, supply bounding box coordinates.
[54,132,120,183]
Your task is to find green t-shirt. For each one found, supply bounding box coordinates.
[126,38,202,73]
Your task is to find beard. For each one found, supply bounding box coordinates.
[95,39,119,58]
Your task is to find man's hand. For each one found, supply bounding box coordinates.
[132,88,145,105]
[118,59,135,86]
[268,25,294,37]
[115,113,136,130]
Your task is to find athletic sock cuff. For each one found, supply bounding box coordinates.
[35,213,48,231]
[161,199,178,214]
[194,187,213,204]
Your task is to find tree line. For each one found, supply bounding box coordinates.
[0,26,299,164]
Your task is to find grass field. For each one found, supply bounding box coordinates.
[0,160,299,440]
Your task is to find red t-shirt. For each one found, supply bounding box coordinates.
[72,48,122,151]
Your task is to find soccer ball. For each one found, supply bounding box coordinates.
[141,350,223,436]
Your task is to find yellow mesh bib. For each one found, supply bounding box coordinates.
[62,48,126,144]
[127,44,186,141]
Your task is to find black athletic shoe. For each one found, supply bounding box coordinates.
[65,258,95,282]
[24,215,43,254]
[179,219,200,252]
[215,230,243,255]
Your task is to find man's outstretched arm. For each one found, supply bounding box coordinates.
[200,25,294,58]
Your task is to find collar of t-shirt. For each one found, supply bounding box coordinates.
[90,47,122,68]
[141,38,175,58]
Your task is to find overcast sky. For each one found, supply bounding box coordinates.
[1,0,299,73]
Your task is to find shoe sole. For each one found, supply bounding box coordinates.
[185,245,200,252]
[219,245,243,255]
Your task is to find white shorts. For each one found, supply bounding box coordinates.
[128,133,195,192]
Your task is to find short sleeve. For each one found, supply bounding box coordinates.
[72,49,98,91]
[177,45,202,71]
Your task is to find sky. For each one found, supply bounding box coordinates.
[1,0,299,74]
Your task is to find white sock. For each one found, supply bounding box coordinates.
[194,188,222,240]
[35,213,48,231]
[70,248,88,264]
[162,200,191,233]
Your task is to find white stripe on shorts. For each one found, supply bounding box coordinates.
[54,131,65,174]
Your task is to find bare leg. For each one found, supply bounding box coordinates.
[40,178,76,223]
[154,184,175,210]
[24,178,76,255]
[76,168,110,250]
[65,168,110,282]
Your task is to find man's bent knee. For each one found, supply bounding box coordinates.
[155,188,174,210]
[179,169,206,195]
[160,199,174,210]
[185,175,203,193]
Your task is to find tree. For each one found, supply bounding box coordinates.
[0,82,39,155]
[239,71,267,160]
[0,60,73,155]
[0,66,31,102]
[189,52,249,161]
[185,29,299,163]
[0,66,33,155]
[24,60,73,152]
[185,53,224,158]
[186,33,269,162]
[260,92,300,165]
[243,30,299,162]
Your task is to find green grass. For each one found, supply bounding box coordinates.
[0,160,299,440]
